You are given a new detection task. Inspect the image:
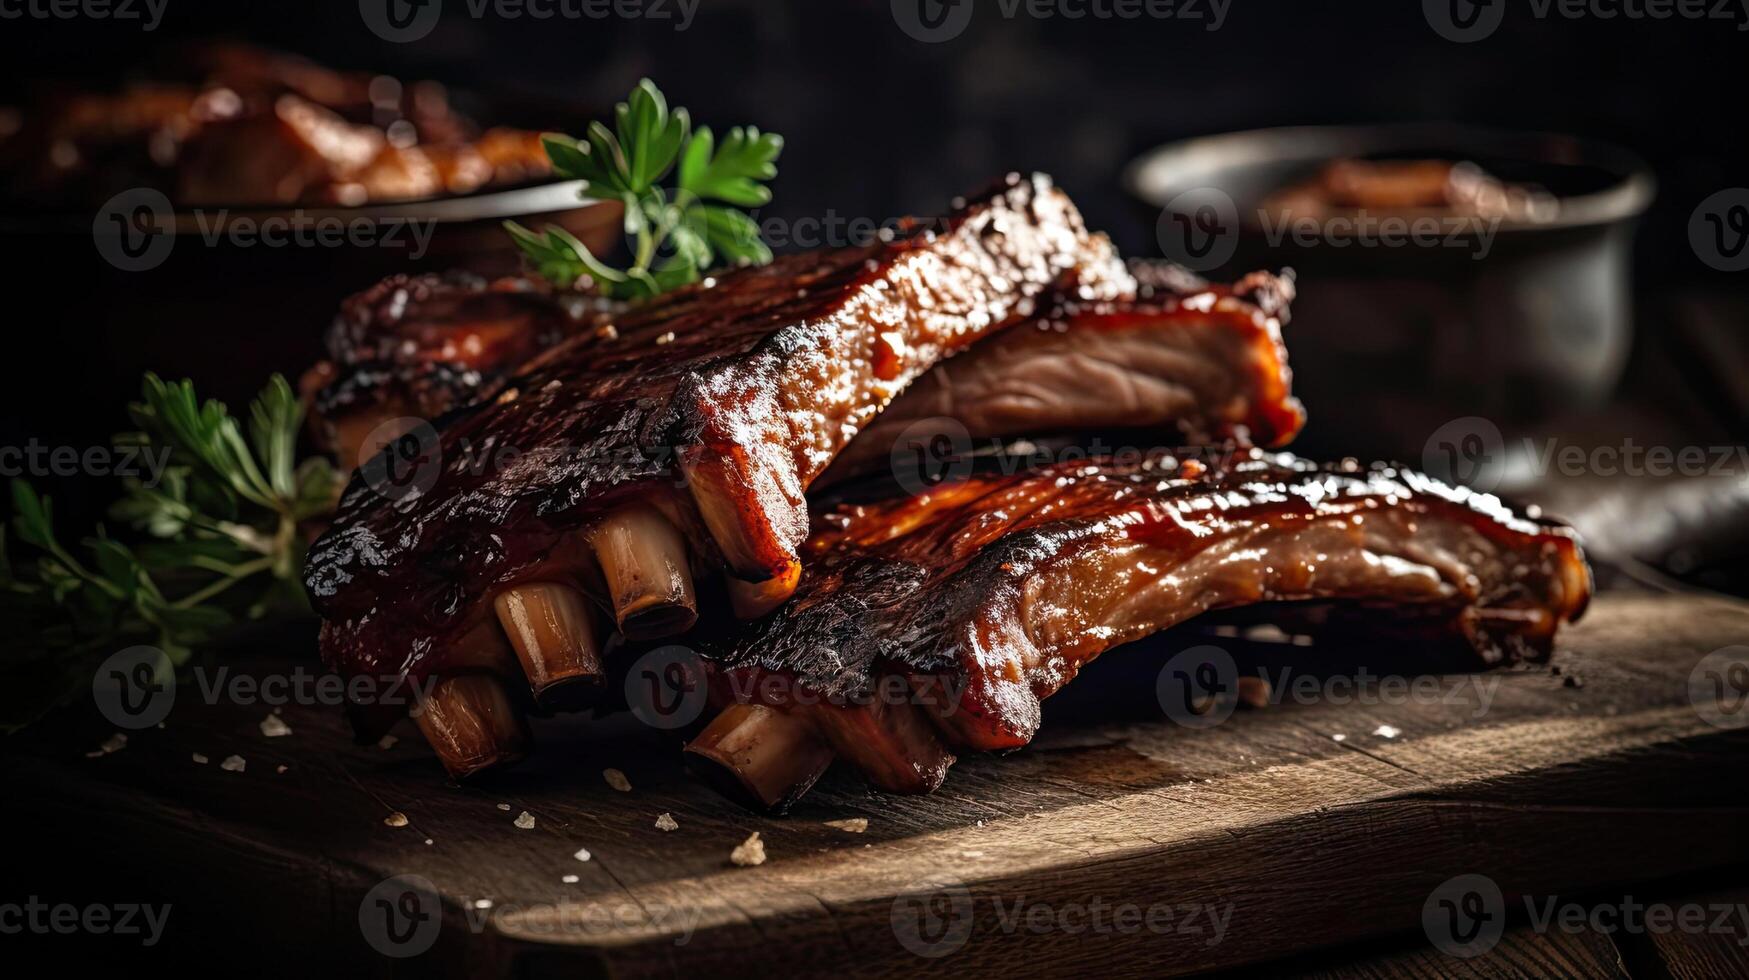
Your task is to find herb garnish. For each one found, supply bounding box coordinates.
[1,374,340,731]
[505,79,782,299]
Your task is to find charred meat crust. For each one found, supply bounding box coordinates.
[300,271,601,459]
[712,448,1592,753]
[304,173,1130,697]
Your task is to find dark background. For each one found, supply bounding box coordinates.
[0,0,1745,579]
[1,0,1744,270]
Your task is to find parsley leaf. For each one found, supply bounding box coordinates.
[506,79,781,300]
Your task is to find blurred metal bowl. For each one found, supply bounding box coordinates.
[1125,124,1655,461]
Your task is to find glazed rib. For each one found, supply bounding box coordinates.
[299,271,602,469]
[304,173,1130,755]
[824,267,1304,482]
[690,449,1592,806]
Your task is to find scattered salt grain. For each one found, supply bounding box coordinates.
[655,812,679,832]
[472,899,493,910]
[220,754,247,772]
[1372,724,1401,739]
[377,734,398,750]
[385,812,409,828]
[655,331,675,345]
[729,832,766,867]
[1330,734,1347,743]
[424,839,434,846]
[603,768,631,792]
[260,714,292,738]
[562,874,579,884]
[192,753,209,765]
[824,818,868,834]
[496,803,512,811]
[574,847,592,862]
[514,811,536,830]
[86,732,128,758]
[276,765,289,774]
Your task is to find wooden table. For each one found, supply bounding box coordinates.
[6,592,1748,977]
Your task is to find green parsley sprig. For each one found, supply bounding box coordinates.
[505,79,782,299]
[0,374,340,731]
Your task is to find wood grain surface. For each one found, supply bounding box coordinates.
[4,591,1748,977]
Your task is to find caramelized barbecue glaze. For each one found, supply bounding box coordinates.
[300,272,602,467]
[712,449,1592,763]
[305,174,1129,730]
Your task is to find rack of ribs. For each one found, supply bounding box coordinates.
[684,449,1592,811]
[303,173,1135,772]
[298,271,605,470]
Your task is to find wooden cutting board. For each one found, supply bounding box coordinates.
[6,592,1749,977]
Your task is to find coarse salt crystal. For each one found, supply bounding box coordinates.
[377,734,398,750]
[655,812,679,832]
[1373,724,1401,739]
[496,803,512,811]
[276,765,289,774]
[1331,734,1347,743]
[472,899,493,910]
[823,818,868,833]
[385,812,409,828]
[192,753,209,765]
[514,811,536,830]
[603,768,631,792]
[562,874,579,884]
[260,714,292,738]
[220,754,246,772]
[730,832,766,867]
[574,847,592,862]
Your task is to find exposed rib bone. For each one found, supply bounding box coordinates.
[413,674,530,779]
[587,504,699,640]
[492,582,605,699]
[684,703,835,812]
